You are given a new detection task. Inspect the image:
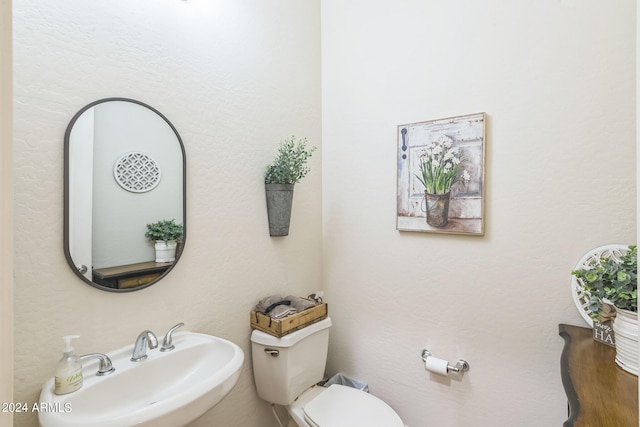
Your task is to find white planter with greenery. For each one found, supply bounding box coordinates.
[145,219,184,263]
[153,240,178,262]
[612,308,638,375]
[572,245,638,375]
[264,136,316,236]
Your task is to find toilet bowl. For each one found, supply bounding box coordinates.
[251,317,404,427]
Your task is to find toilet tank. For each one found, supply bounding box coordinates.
[251,317,332,405]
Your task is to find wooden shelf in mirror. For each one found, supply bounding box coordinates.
[92,261,173,290]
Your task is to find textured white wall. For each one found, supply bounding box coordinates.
[13,1,320,426]
[1,0,14,426]
[321,1,636,427]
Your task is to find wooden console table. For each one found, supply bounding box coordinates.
[559,323,638,427]
[92,261,173,289]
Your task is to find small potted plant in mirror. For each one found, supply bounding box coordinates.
[572,245,638,375]
[264,136,316,236]
[145,219,184,263]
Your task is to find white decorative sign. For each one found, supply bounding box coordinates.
[113,151,161,193]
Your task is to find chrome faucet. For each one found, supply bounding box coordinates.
[130,330,158,362]
[78,353,115,376]
[160,322,184,352]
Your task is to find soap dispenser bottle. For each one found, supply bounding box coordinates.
[54,335,83,395]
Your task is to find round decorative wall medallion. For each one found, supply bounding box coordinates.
[113,151,161,193]
[571,244,629,328]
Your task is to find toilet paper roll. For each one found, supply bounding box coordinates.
[424,356,449,375]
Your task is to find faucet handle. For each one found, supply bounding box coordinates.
[160,322,185,352]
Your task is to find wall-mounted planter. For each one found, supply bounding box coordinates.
[265,183,294,236]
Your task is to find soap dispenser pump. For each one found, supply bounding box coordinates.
[54,335,83,395]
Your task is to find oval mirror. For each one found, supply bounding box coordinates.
[64,98,186,292]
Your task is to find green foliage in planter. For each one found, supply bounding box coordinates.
[265,136,317,185]
[572,245,637,319]
[145,219,184,243]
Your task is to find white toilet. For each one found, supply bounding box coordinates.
[251,317,404,427]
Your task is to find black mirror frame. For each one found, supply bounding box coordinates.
[63,97,187,292]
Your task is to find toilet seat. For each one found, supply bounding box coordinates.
[303,384,403,427]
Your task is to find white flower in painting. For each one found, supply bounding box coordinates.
[414,134,468,195]
[443,150,454,162]
[438,134,454,148]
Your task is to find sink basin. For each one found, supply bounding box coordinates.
[38,332,244,427]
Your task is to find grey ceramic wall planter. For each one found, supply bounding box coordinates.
[265,183,294,236]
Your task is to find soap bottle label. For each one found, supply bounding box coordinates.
[54,370,82,395]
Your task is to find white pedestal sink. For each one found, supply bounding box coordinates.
[38,332,244,427]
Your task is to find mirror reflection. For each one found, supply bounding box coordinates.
[64,98,186,292]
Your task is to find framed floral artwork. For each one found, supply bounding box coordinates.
[396,112,486,235]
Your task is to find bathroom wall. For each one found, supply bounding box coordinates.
[12,1,320,426]
[321,1,636,426]
[1,0,14,426]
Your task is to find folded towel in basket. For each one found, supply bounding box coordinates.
[256,295,284,311]
[285,295,318,312]
[255,295,297,319]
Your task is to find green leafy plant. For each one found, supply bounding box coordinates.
[572,245,637,319]
[145,219,184,243]
[265,136,317,184]
[415,134,470,195]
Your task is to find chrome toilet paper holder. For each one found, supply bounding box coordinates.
[421,349,470,373]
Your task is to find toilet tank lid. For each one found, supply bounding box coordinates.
[251,317,332,347]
